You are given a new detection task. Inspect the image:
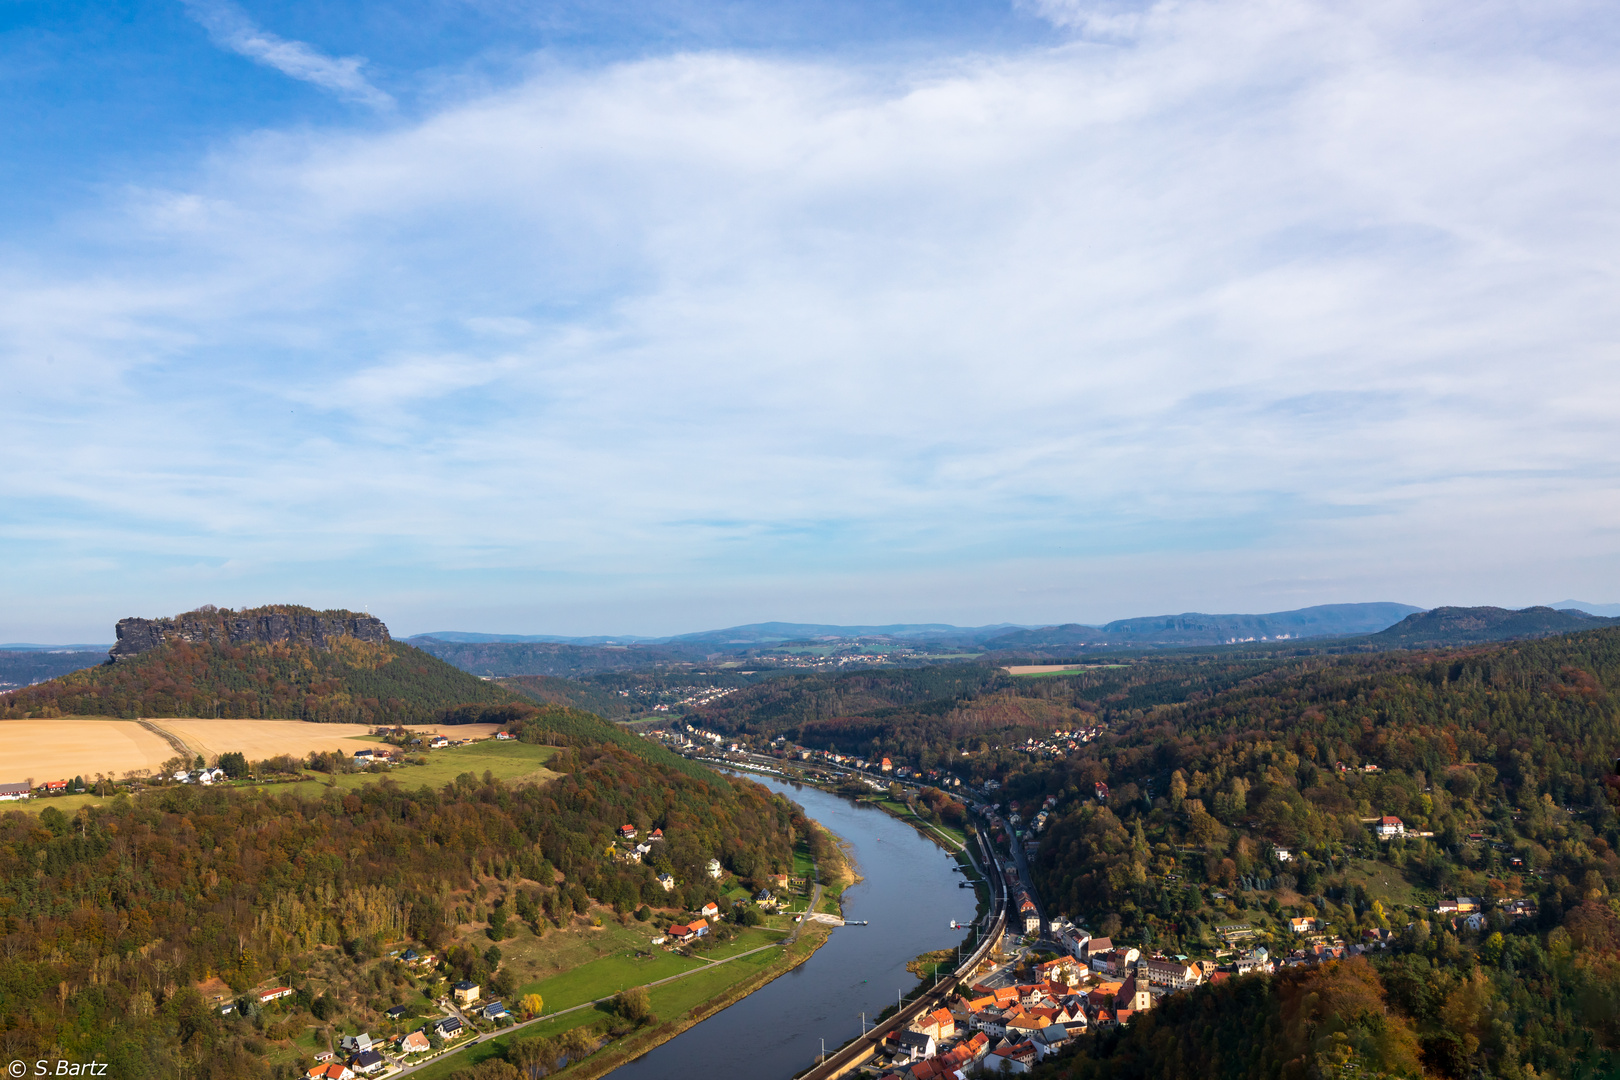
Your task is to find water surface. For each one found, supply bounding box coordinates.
[608,776,976,1079]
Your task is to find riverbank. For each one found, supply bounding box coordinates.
[604,775,978,1080]
[561,919,836,1080]
[811,818,861,913]
[408,915,838,1080]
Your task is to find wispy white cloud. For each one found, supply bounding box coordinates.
[4,0,1620,636]
[183,0,393,109]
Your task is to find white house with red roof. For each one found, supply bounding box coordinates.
[1375,816,1405,838]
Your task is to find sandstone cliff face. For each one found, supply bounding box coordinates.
[108,606,390,662]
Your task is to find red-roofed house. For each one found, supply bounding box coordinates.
[304,1064,353,1080]
[1375,816,1405,838]
[911,1007,955,1041]
[258,987,294,1004]
[700,901,720,919]
[989,1040,1037,1074]
[619,824,638,839]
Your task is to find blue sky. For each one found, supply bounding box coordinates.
[3,0,1619,641]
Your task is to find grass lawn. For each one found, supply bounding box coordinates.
[1338,859,1424,912]
[491,919,694,1002]
[276,742,562,799]
[695,926,785,960]
[411,922,833,1080]
[517,948,704,1011]
[11,792,106,816]
[792,839,817,879]
[647,947,778,1016]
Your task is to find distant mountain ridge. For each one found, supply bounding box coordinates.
[1368,605,1620,646]
[982,602,1422,649]
[1550,599,1620,617]
[409,621,1024,646]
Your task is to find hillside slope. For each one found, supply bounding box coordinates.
[1366,605,1618,646]
[0,605,508,723]
[1023,627,1620,1079]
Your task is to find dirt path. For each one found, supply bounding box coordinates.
[137,719,197,763]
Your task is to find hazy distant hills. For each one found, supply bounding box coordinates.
[1550,599,1620,617]
[1367,605,1620,646]
[409,621,1022,647]
[0,650,107,689]
[982,602,1423,650]
[409,638,716,677]
[14,600,1619,688]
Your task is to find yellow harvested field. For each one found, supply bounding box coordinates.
[152,720,504,759]
[0,718,506,782]
[0,719,175,782]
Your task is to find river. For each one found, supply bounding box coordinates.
[607,775,978,1080]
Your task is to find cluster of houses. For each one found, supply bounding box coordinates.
[0,778,73,800]
[1006,727,1107,765]
[615,823,666,866]
[294,977,514,1079]
[606,824,728,891]
[1432,895,1537,930]
[174,766,229,784]
[646,686,740,712]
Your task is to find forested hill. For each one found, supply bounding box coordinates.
[0,741,801,1078]
[690,663,1011,732]
[0,634,509,724]
[1366,605,1618,646]
[984,603,1420,650]
[1021,627,1620,1079]
[411,637,711,676]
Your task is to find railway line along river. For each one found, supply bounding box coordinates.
[607,775,978,1079]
